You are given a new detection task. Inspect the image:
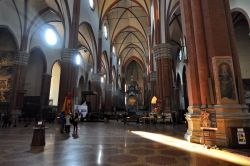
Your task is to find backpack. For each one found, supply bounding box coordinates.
[74,117,79,122]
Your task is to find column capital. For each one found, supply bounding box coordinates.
[61,48,78,63]
[153,43,178,60]
[15,51,29,65]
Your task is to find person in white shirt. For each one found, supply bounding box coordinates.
[65,113,71,134]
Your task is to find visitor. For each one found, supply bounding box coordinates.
[73,112,79,134]
[60,112,65,133]
[65,113,71,134]
[2,114,11,128]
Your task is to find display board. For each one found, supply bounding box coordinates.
[75,103,88,117]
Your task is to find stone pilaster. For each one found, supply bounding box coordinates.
[89,74,101,113]
[61,48,78,63]
[104,83,112,112]
[40,74,51,107]
[11,51,29,114]
[15,51,29,65]
[58,49,78,112]
[150,71,157,99]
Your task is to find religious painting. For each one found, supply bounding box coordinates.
[212,56,238,104]
[0,51,15,102]
[128,95,137,105]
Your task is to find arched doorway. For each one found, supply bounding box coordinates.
[24,48,46,96]
[124,60,144,106]
[232,11,250,111]
[78,22,97,73]
[24,48,46,118]
[49,62,61,106]
[166,1,186,122]
[78,22,96,113]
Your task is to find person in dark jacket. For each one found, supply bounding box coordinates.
[72,112,79,134]
[60,112,66,133]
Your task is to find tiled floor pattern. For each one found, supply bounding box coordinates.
[0,121,249,166]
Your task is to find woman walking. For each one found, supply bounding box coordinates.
[73,112,79,134]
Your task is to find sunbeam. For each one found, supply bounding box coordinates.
[132,131,250,165]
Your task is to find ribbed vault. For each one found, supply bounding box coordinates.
[99,0,150,72]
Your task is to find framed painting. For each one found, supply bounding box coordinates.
[0,51,15,102]
[212,56,238,104]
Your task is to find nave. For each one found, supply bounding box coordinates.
[0,121,250,166]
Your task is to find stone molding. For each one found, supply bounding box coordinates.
[15,51,29,65]
[153,43,177,60]
[61,48,78,63]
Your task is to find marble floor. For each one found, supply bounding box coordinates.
[0,121,249,166]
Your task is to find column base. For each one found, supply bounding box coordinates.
[185,105,250,147]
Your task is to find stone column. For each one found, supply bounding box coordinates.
[36,73,52,120]
[40,74,51,107]
[142,73,147,105]
[89,74,100,113]
[153,43,177,113]
[181,0,250,146]
[190,0,211,105]
[104,83,112,112]
[11,51,29,114]
[181,0,203,143]
[58,49,78,112]
[150,71,157,99]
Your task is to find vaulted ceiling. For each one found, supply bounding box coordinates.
[98,0,150,71]
[7,0,151,74]
[43,0,150,72]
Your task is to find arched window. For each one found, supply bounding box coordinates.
[103,24,108,39]
[44,28,58,46]
[89,0,95,10]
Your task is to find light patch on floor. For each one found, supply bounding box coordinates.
[132,131,250,165]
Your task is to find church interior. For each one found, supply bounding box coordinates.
[0,0,250,165]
